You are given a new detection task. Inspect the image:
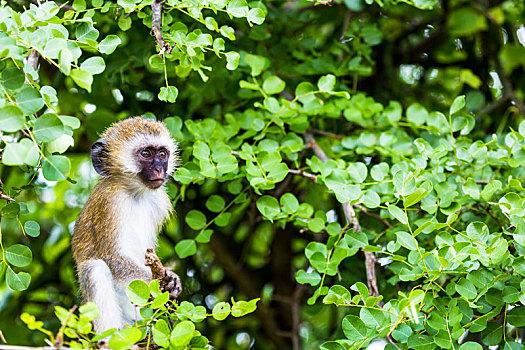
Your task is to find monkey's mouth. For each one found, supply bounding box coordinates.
[146,179,165,189]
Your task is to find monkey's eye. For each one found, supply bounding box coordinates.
[141,149,152,158]
[159,150,167,159]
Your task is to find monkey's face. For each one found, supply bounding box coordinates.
[136,146,170,189]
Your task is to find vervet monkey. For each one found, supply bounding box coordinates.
[72,117,181,333]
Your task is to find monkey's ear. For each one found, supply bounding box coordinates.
[91,139,109,176]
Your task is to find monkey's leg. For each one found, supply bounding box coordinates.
[78,259,125,333]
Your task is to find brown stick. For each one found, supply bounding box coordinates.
[304,132,381,299]
[288,169,317,183]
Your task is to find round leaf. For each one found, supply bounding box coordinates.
[175,239,197,259]
[185,210,206,230]
[170,320,195,347]
[6,244,32,267]
[6,267,31,291]
[126,279,150,305]
[33,113,64,142]
[42,155,70,181]
[24,221,41,237]
[0,105,25,132]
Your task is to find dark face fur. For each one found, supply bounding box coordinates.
[137,146,170,189]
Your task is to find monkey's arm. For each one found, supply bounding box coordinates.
[105,256,152,285]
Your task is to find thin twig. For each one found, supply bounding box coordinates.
[309,128,343,139]
[356,205,392,228]
[340,10,351,41]
[0,193,15,202]
[288,169,317,182]
[483,205,504,230]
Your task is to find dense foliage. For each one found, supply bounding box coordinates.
[1,0,525,349]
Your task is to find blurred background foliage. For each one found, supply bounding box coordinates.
[1,0,525,349]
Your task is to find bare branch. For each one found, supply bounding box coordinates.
[151,0,172,56]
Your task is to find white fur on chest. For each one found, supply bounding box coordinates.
[117,190,171,265]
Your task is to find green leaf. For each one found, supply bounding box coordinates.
[80,57,106,75]
[75,23,99,43]
[212,302,231,321]
[318,74,335,92]
[481,322,503,346]
[1,67,25,90]
[404,188,427,207]
[0,105,25,132]
[79,302,99,320]
[388,204,407,224]
[396,231,417,250]
[153,319,170,348]
[70,69,93,92]
[126,279,150,305]
[308,218,325,232]
[448,7,487,37]
[262,75,285,95]
[16,86,44,115]
[462,177,480,199]
[5,244,32,267]
[342,315,367,342]
[42,155,70,181]
[371,162,389,181]
[406,103,428,125]
[173,167,192,184]
[109,328,142,350]
[225,51,240,70]
[158,86,178,103]
[280,193,299,214]
[247,8,265,24]
[450,95,466,114]
[24,221,40,237]
[507,306,525,327]
[99,35,121,54]
[220,26,236,40]
[6,267,31,291]
[256,195,281,221]
[205,17,218,31]
[175,239,197,259]
[170,320,195,347]
[456,278,477,299]
[459,342,482,350]
[195,229,213,243]
[206,195,225,213]
[185,210,207,230]
[33,113,64,142]
[231,298,259,317]
[226,0,249,17]
[296,269,321,286]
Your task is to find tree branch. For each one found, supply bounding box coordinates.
[151,0,172,56]
[304,132,381,299]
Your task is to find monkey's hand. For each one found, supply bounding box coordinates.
[145,248,182,300]
[161,268,182,300]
